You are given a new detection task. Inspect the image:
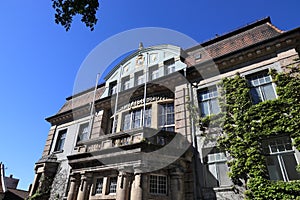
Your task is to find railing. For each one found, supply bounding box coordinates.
[74,127,177,154]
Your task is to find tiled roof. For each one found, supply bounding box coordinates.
[56,86,105,115]
[6,188,29,200]
[186,17,283,61]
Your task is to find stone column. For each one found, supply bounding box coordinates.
[77,173,92,200]
[67,174,80,200]
[130,173,142,200]
[116,171,130,200]
[170,170,184,200]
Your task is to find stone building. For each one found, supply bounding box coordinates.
[29,17,300,200]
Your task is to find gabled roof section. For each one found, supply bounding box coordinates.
[186,17,283,59]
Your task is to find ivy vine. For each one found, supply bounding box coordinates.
[201,60,300,199]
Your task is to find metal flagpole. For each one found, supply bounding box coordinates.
[112,65,123,134]
[142,52,148,127]
[88,73,100,138]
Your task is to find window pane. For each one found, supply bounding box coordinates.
[132,110,142,128]
[250,87,262,104]
[123,113,131,130]
[217,163,231,186]
[95,178,103,194]
[282,154,300,181]
[200,101,210,117]
[266,156,283,180]
[210,98,220,115]
[77,123,89,143]
[262,84,276,101]
[109,177,117,193]
[144,107,152,127]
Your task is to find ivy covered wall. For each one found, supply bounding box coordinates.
[202,60,300,199]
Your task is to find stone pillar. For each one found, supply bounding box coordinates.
[77,173,92,200]
[170,170,184,200]
[67,174,80,200]
[116,171,130,200]
[130,173,142,200]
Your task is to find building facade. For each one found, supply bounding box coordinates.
[29,17,300,200]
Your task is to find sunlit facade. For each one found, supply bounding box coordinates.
[29,17,300,200]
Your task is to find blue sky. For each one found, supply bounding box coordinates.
[0,0,299,190]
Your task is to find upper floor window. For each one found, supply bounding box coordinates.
[94,177,103,195]
[108,176,117,194]
[247,71,276,104]
[122,76,131,91]
[164,58,175,75]
[149,65,159,80]
[135,71,144,86]
[198,87,220,117]
[109,115,118,134]
[54,129,67,152]
[77,122,89,143]
[109,81,117,95]
[204,149,231,187]
[158,103,175,131]
[122,107,152,131]
[262,137,300,181]
[149,175,167,195]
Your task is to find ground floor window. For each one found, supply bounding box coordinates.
[108,176,117,194]
[94,178,103,195]
[149,175,167,195]
[263,137,300,181]
[204,149,231,187]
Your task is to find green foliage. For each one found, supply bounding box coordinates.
[204,62,300,199]
[52,0,99,31]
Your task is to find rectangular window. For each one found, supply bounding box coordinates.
[77,122,89,143]
[94,178,103,195]
[205,150,231,187]
[144,107,152,127]
[149,65,159,80]
[164,58,175,75]
[123,112,131,131]
[109,81,117,95]
[110,115,118,134]
[135,71,144,86]
[198,87,220,117]
[149,175,167,195]
[108,177,117,194]
[122,107,152,131]
[263,137,300,181]
[122,76,131,91]
[247,71,276,104]
[158,103,175,131]
[132,109,142,129]
[54,129,67,151]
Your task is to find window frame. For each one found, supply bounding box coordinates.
[158,103,175,131]
[149,65,159,80]
[164,58,175,75]
[122,107,152,131]
[134,70,145,86]
[109,81,117,95]
[54,129,67,152]
[76,122,90,144]
[247,71,277,104]
[94,177,104,195]
[197,87,220,117]
[204,149,231,188]
[149,174,168,195]
[108,176,117,194]
[122,76,131,91]
[263,136,300,181]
